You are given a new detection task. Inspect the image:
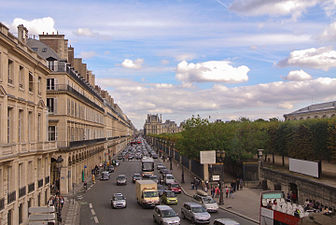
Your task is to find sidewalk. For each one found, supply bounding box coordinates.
[161,158,261,223]
[60,178,94,225]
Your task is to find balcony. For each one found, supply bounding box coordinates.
[28,183,35,193]
[19,186,26,198]
[7,191,16,204]
[45,176,49,184]
[38,179,43,188]
[48,84,104,113]
[0,198,4,211]
[69,138,106,148]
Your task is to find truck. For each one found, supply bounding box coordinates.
[136,180,159,208]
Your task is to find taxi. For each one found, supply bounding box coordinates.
[160,190,178,205]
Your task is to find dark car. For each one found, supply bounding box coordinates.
[157,164,166,170]
[152,153,158,159]
[160,168,170,174]
[117,155,123,160]
[116,175,127,185]
[132,173,141,183]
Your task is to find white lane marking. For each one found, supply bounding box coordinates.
[91,209,96,216]
[94,216,99,223]
[89,203,93,209]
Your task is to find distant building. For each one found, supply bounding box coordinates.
[144,114,183,135]
[284,101,336,121]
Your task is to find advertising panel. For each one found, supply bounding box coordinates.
[289,158,320,178]
[200,151,216,164]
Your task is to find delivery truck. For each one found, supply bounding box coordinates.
[136,180,159,208]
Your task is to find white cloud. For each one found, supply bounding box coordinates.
[74,28,95,37]
[283,70,312,81]
[229,0,319,19]
[78,51,97,59]
[121,58,144,69]
[319,22,336,42]
[176,60,249,83]
[97,76,336,128]
[278,47,336,71]
[10,17,56,35]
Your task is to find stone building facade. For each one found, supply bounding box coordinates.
[0,24,134,225]
[144,114,182,135]
[0,23,57,225]
[284,101,336,121]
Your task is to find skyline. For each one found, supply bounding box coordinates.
[2,0,336,129]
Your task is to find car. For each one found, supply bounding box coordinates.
[116,175,127,185]
[167,182,182,194]
[149,175,159,183]
[164,174,175,185]
[160,168,170,175]
[115,160,120,166]
[181,202,211,224]
[108,165,114,173]
[111,193,127,209]
[158,184,166,197]
[193,190,219,213]
[161,190,178,205]
[157,163,166,170]
[117,155,123,160]
[153,205,180,225]
[213,218,240,225]
[152,153,158,159]
[132,173,142,183]
[100,171,110,181]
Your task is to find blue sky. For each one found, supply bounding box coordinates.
[2,0,336,129]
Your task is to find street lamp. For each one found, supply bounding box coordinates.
[257,149,264,180]
[169,142,173,171]
[216,150,225,205]
[181,159,185,184]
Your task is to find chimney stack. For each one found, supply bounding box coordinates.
[17,24,28,44]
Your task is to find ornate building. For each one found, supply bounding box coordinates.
[284,101,336,121]
[144,114,182,135]
[0,24,134,225]
[0,23,57,225]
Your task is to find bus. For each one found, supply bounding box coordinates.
[260,190,336,225]
[141,157,154,177]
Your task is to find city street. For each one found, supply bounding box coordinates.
[79,160,258,225]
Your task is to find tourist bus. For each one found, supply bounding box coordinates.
[141,157,154,177]
[260,190,306,225]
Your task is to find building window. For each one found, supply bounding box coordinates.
[18,163,23,188]
[38,193,41,206]
[7,107,13,143]
[29,72,33,92]
[19,203,23,224]
[38,76,41,95]
[8,59,13,84]
[47,78,55,90]
[27,198,31,217]
[18,109,23,143]
[32,48,38,52]
[48,126,56,141]
[48,60,55,71]
[47,98,56,113]
[7,209,12,225]
[7,166,12,192]
[42,48,47,52]
[19,66,24,88]
[28,111,33,141]
[37,113,41,141]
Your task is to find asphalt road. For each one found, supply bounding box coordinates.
[79,159,258,225]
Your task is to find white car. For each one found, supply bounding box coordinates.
[153,205,180,225]
[193,191,219,213]
[111,193,127,209]
[164,174,175,185]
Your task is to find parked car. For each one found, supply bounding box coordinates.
[167,182,182,194]
[100,171,110,181]
[116,175,127,185]
[108,165,114,173]
[181,202,211,224]
[132,173,142,183]
[161,190,178,205]
[153,205,180,225]
[213,218,240,225]
[111,193,127,209]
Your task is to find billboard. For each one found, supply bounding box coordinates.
[289,158,321,178]
[200,151,216,164]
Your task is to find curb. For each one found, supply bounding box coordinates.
[181,186,259,224]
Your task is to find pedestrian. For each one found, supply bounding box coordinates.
[211,185,215,198]
[191,180,194,190]
[60,196,64,209]
[236,178,240,191]
[215,186,220,198]
[240,178,243,190]
[225,186,229,198]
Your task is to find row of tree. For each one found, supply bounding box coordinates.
[150,116,336,164]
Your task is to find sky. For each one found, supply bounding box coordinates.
[2,0,336,129]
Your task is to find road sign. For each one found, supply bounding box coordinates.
[200,151,216,164]
[212,175,220,181]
